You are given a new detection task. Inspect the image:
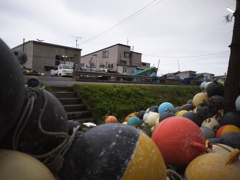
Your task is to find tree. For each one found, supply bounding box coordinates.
[224,0,240,113]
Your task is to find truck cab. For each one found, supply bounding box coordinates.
[58,64,73,77]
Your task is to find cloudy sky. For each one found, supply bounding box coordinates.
[1,0,236,76]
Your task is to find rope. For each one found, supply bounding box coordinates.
[166,169,184,180]
[12,86,80,174]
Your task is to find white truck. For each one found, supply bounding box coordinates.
[51,64,73,77]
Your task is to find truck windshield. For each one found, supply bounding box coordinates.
[61,64,72,69]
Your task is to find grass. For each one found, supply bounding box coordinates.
[71,84,200,124]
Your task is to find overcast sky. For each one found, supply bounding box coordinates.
[1,0,236,76]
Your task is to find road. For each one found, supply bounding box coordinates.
[24,75,164,86]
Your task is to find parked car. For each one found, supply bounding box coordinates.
[50,64,73,77]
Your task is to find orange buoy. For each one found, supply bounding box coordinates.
[105,115,118,123]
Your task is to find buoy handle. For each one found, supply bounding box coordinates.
[226,149,240,165]
[190,140,207,152]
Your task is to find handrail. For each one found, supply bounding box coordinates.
[73,70,183,85]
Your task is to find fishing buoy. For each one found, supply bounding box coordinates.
[206,80,224,97]
[219,132,240,149]
[200,81,206,89]
[123,112,138,122]
[235,95,240,111]
[192,92,209,107]
[186,99,193,105]
[137,110,146,119]
[67,120,81,135]
[206,95,224,114]
[0,39,26,140]
[201,116,220,131]
[1,89,68,156]
[200,127,215,140]
[105,115,118,123]
[159,112,175,122]
[58,123,167,180]
[127,116,142,127]
[0,149,55,180]
[216,125,240,138]
[221,111,240,128]
[144,112,160,127]
[182,112,201,126]
[148,105,159,113]
[175,110,188,116]
[181,104,195,111]
[152,116,206,169]
[207,143,234,157]
[196,102,211,121]
[185,149,240,180]
[204,82,211,90]
[173,106,181,114]
[158,102,174,115]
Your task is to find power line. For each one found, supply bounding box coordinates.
[142,50,230,59]
[80,0,164,45]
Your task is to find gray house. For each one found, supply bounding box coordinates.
[12,40,81,73]
[80,43,150,74]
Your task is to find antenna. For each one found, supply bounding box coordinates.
[71,36,81,48]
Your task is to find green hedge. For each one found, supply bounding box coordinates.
[72,84,200,123]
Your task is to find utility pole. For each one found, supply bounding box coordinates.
[71,36,81,48]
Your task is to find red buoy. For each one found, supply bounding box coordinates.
[152,116,206,168]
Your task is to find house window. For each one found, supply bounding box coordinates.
[90,62,95,68]
[124,52,130,58]
[102,51,109,58]
[80,63,84,67]
[99,64,105,68]
[108,63,114,69]
[120,60,127,65]
[123,66,127,73]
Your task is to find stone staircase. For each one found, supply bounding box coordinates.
[50,86,97,123]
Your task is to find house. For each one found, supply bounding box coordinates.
[80,43,150,74]
[196,72,215,81]
[11,40,81,73]
[163,71,196,79]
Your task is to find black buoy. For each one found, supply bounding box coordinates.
[0,39,26,140]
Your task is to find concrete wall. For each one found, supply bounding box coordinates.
[12,41,81,73]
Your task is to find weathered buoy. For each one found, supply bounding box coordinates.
[144,112,160,127]
[192,92,209,107]
[0,39,26,140]
[127,116,142,127]
[148,105,159,113]
[159,111,175,122]
[185,149,240,180]
[105,115,118,123]
[206,80,224,97]
[158,102,174,115]
[152,116,206,169]
[0,149,55,180]
[221,111,240,128]
[123,112,138,122]
[216,125,240,138]
[200,126,215,140]
[182,111,201,126]
[58,123,167,180]
[1,89,68,156]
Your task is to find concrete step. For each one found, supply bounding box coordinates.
[67,111,93,120]
[58,98,82,105]
[51,86,74,92]
[54,92,77,98]
[63,104,87,112]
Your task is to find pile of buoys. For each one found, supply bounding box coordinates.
[1,37,240,179]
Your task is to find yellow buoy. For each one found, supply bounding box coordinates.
[192,92,209,107]
[185,149,240,180]
[0,149,55,180]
